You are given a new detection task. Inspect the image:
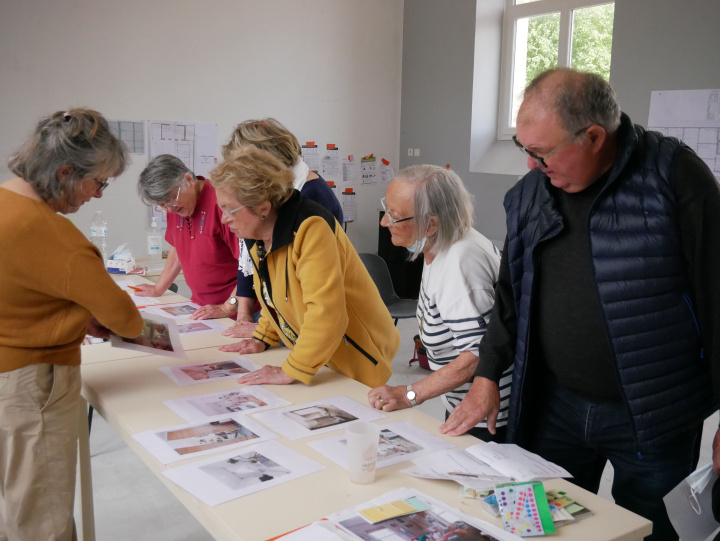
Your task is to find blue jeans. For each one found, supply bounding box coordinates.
[526,378,700,541]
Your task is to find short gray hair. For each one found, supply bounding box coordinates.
[137,154,195,205]
[525,68,621,134]
[8,108,128,204]
[394,165,474,260]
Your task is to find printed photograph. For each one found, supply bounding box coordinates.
[180,360,251,381]
[158,419,259,456]
[282,405,357,431]
[121,318,174,351]
[177,321,214,334]
[158,304,197,317]
[200,451,291,490]
[340,510,500,541]
[188,391,269,416]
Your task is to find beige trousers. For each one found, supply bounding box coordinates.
[0,364,80,541]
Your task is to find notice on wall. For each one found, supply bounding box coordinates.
[648,89,720,178]
[148,120,219,178]
[109,120,145,155]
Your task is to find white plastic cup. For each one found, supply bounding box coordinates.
[346,422,380,484]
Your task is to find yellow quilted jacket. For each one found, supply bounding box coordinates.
[250,192,399,387]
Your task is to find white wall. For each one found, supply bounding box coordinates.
[0,0,404,255]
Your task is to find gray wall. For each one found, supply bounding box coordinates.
[400,0,720,242]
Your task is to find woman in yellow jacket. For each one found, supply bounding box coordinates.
[210,145,399,388]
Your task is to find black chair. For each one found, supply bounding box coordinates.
[359,253,418,325]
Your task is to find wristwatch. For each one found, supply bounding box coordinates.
[227,296,238,306]
[406,385,417,407]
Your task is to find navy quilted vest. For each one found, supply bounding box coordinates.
[504,115,713,449]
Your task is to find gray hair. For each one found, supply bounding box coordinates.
[394,165,474,261]
[8,108,128,203]
[524,68,621,135]
[137,154,195,205]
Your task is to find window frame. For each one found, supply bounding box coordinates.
[497,0,614,140]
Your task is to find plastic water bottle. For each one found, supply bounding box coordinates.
[146,216,163,261]
[89,210,108,262]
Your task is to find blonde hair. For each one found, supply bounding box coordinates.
[8,108,128,203]
[210,145,294,210]
[222,118,301,168]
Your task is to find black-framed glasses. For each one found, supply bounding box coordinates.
[153,185,183,212]
[512,126,590,169]
[380,197,414,227]
[89,177,109,194]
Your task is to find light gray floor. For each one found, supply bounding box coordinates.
[77,317,718,540]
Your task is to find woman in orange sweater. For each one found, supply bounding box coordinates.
[0,108,143,540]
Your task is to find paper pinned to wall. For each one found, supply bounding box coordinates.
[302,143,320,172]
[148,120,218,177]
[342,155,360,184]
[648,89,720,178]
[321,145,341,182]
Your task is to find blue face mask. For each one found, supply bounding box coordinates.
[407,232,429,254]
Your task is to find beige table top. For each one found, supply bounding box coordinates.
[81,346,652,541]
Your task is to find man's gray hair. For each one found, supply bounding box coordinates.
[525,68,621,135]
[137,154,195,205]
[394,165,474,260]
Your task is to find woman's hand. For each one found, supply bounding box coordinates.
[190,303,234,320]
[222,320,258,338]
[368,385,413,411]
[237,365,295,385]
[86,317,111,339]
[219,338,266,354]
[133,283,163,297]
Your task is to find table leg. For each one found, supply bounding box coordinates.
[76,398,96,541]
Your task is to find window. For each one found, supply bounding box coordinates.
[497,0,615,138]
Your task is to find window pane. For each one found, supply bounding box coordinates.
[511,12,560,125]
[570,3,614,81]
[515,0,543,4]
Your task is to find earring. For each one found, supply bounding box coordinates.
[261,215,266,220]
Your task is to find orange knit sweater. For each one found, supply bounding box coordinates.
[0,188,143,372]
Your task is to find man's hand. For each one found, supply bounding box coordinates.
[133,283,163,297]
[219,338,266,354]
[440,376,500,437]
[713,427,720,475]
[368,385,413,411]
[237,365,295,386]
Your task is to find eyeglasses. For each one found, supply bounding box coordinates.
[153,186,183,212]
[380,197,414,227]
[217,202,246,219]
[88,177,109,194]
[512,126,590,169]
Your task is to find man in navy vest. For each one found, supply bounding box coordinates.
[441,68,720,541]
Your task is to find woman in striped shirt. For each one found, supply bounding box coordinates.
[368,165,513,442]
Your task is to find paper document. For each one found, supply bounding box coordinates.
[163,440,325,507]
[159,356,261,386]
[109,312,186,359]
[163,386,291,422]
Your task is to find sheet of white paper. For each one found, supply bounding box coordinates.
[301,145,320,172]
[326,487,521,541]
[466,442,572,480]
[321,148,341,183]
[341,191,357,222]
[194,123,219,178]
[342,157,360,184]
[360,157,377,184]
[307,421,454,470]
[159,356,261,386]
[251,396,386,440]
[142,302,201,320]
[648,89,720,177]
[162,440,325,507]
[131,295,164,307]
[275,521,356,541]
[402,448,510,491]
[175,319,226,335]
[132,414,277,465]
[109,312,186,359]
[380,161,395,183]
[164,386,291,422]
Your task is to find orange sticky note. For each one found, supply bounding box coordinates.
[327,143,336,150]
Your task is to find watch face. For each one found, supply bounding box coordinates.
[407,388,416,400]
[228,296,238,305]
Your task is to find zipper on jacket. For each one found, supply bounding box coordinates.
[343,334,379,366]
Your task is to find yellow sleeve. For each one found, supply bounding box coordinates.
[282,218,348,384]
